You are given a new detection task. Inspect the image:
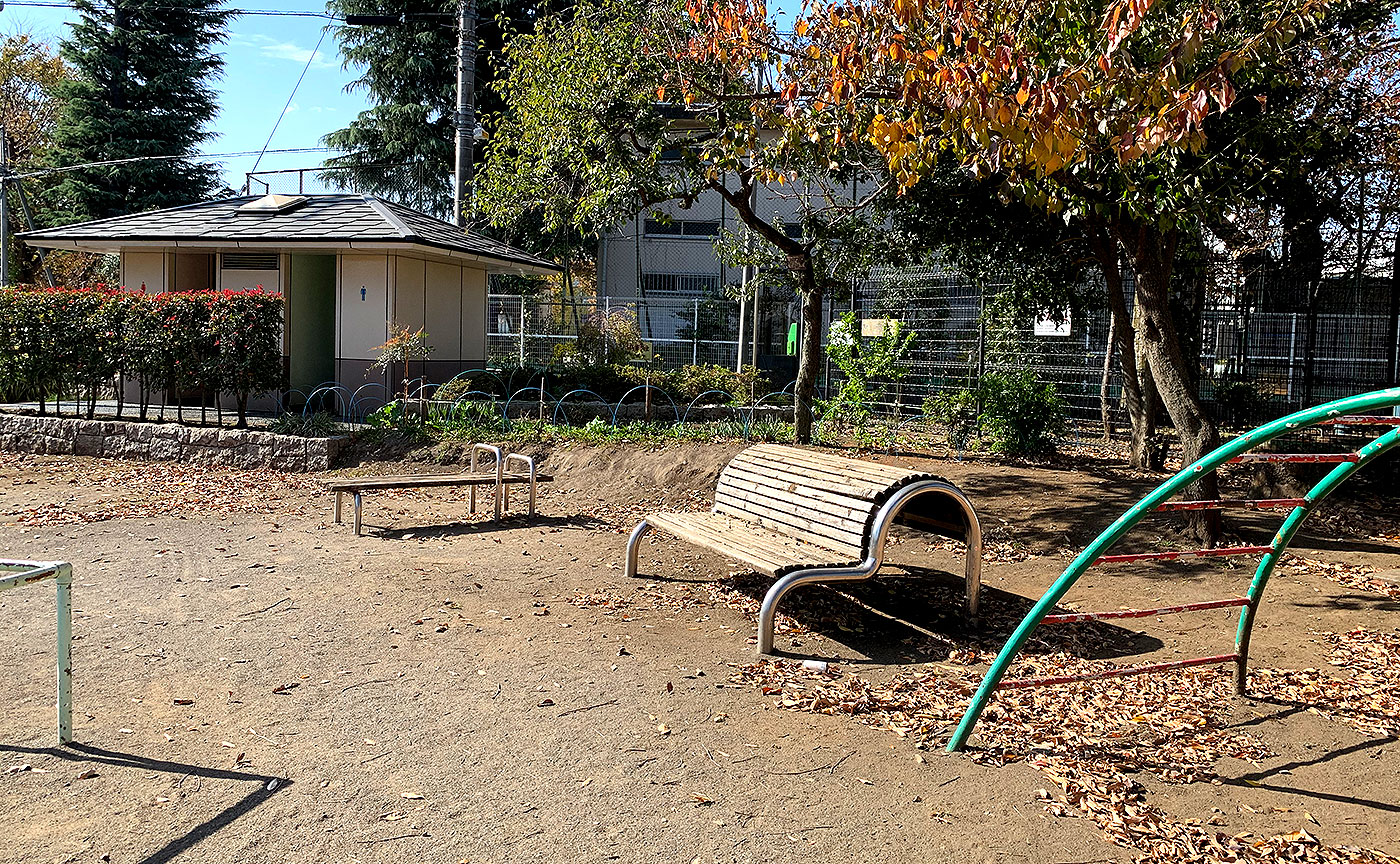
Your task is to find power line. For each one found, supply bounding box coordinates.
[2,1,343,18]
[1,1,456,20]
[248,26,327,180]
[6,147,334,180]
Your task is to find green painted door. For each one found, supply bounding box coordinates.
[286,254,336,395]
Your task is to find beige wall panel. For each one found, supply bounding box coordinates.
[121,251,166,293]
[218,268,280,293]
[461,265,487,364]
[394,256,427,332]
[424,260,463,359]
[340,254,391,360]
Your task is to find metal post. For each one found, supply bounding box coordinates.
[452,0,478,227]
[1,127,9,290]
[1287,312,1297,401]
[1388,230,1399,386]
[692,299,700,365]
[56,568,72,744]
[518,300,526,364]
[13,181,55,289]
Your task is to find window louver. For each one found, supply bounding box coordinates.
[221,253,280,271]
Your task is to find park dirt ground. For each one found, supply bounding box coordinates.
[0,440,1397,864]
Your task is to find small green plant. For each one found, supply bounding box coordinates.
[825,312,916,418]
[924,389,980,449]
[977,370,1067,456]
[366,400,427,438]
[371,325,435,399]
[1212,375,1272,428]
[270,411,342,437]
[554,307,649,367]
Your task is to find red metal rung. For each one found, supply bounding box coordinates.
[1227,453,1358,464]
[1156,498,1306,512]
[1042,596,1250,624]
[1318,415,1400,426]
[996,653,1239,690]
[1095,545,1273,565]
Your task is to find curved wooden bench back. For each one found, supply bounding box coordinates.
[714,444,960,560]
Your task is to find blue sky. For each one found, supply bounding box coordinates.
[2,1,806,193]
[1,1,370,191]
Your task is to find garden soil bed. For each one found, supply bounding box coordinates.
[0,442,1396,863]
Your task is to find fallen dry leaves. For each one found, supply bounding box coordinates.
[1,456,320,526]
[729,625,1400,864]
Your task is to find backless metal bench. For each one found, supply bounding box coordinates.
[327,444,550,535]
[625,443,982,653]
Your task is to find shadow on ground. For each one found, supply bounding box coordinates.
[0,743,289,864]
[710,564,1161,666]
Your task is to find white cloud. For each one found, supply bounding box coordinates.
[259,41,333,68]
[233,34,335,69]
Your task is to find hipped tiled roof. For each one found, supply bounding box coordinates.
[18,194,560,273]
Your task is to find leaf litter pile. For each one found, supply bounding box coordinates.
[723,565,1400,864]
[2,457,321,526]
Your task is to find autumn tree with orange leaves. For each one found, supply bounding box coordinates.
[684,0,1347,541]
[481,0,908,441]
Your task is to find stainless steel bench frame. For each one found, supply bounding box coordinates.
[332,444,542,535]
[626,478,982,654]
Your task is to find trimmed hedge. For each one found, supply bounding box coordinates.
[0,286,285,426]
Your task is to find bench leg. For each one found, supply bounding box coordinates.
[758,565,872,655]
[624,519,652,578]
[334,490,342,524]
[353,492,363,536]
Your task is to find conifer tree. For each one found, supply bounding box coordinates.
[321,0,566,219]
[47,0,233,222]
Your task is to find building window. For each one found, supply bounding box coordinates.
[640,273,720,296]
[643,218,721,238]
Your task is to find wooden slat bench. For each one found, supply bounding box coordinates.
[625,443,982,653]
[327,445,550,535]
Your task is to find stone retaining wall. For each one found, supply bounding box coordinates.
[0,412,345,472]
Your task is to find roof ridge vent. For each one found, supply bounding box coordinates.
[236,194,309,216]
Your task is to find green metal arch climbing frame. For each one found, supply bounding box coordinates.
[946,387,1400,753]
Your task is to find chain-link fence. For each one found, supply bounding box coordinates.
[489,263,1399,430]
[487,293,745,369]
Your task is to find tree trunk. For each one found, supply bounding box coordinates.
[1121,220,1222,543]
[1100,306,1115,442]
[1086,220,1155,468]
[1133,292,1162,467]
[792,254,823,444]
[237,392,248,429]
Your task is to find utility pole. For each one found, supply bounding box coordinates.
[344,8,477,228]
[1,126,9,289]
[453,0,478,228]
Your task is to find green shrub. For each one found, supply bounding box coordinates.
[1212,375,1272,428]
[0,286,283,422]
[924,388,980,448]
[825,312,916,417]
[977,370,1067,456]
[270,411,342,438]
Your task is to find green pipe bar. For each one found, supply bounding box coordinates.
[0,559,74,744]
[946,387,1400,753]
[1234,425,1400,692]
